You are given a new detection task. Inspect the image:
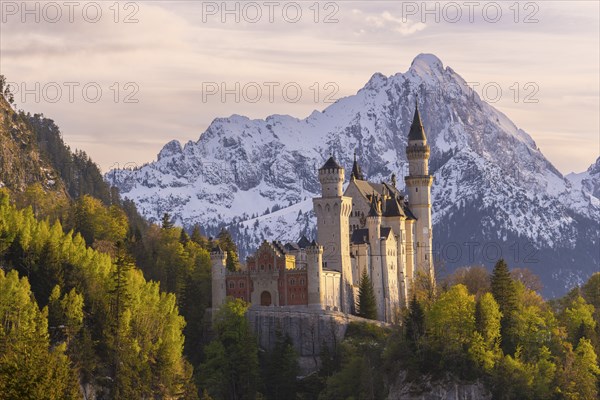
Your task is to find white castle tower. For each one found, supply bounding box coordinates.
[313,156,353,313]
[404,102,434,278]
[210,246,228,309]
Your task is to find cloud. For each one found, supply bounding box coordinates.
[0,1,597,173]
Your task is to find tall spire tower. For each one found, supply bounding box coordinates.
[404,101,434,278]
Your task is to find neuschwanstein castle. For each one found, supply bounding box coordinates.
[211,104,434,323]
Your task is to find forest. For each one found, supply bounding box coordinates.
[0,78,599,399]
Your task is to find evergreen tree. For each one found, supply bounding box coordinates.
[357,270,377,320]
[179,228,190,245]
[404,295,425,351]
[0,270,80,399]
[217,228,239,271]
[110,243,134,399]
[200,298,259,400]
[161,212,174,229]
[190,224,204,245]
[263,330,299,400]
[490,259,519,354]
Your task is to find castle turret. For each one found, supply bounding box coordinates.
[313,156,353,313]
[306,242,324,309]
[351,151,364,181]
[367,195,385,320]
[211,246,228,309]
[404,101,434,278]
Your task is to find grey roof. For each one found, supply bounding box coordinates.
[272,241,286,255]
[403,204,417,220]
[408,104,427,141]
[351,179,402,202]
[351,229,369,244]
[380,227,392,239]
[320,156,342,170]
[297,235,311,249]
[284,242,300,251]
[351,227,393,243]
[368,195,382,217]
[384,197,406,217]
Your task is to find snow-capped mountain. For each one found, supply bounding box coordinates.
[106,54,599,297]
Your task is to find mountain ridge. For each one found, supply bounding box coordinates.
[106,54,600,296]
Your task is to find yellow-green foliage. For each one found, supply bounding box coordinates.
[0,191,193,398]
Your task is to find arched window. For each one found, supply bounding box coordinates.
[290,278,296,285]
[260,264,264,271]
[239,281,245,288]
[228,281,234,289]
[300,278,305,286]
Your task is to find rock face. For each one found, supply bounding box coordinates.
[246,307,383,375]
[106,54,599,297]
[0,96,63,193]
[387,371,491,400]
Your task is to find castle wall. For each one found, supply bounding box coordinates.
[246,307,388,375]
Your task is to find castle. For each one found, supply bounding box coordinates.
[211,104,433,323]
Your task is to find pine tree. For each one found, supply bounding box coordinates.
[404,295,425,350]
[357,270,377,320]
[190,224,203,243]
[490,259,518,354]
[179,228,190,245]
[263,330,299,400]
[217,228,239,271]
[161,213,174,230]
[110,242,134,399]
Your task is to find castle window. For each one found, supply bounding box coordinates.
[300,278,305,285]
[269,264,272,271]
[228,282,234,289]
[239,282,245,288]
[416,188,418,192]
[290,278,296,285]
[291,294,295,300]
[260,264,264,271]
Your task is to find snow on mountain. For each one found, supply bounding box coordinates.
[106,54,599,297]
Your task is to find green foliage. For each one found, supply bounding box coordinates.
[0,192,196,398]
[0,270,80,399]
[201,298,259,400]
[557,338,600,400]
[319,323,390,400]
[70,195,128,248]
[445,265,490,297]
[404,295,425,352]
[162,212,175,229]
[490,259,519,355]
[262,330,299,400]
[357,270,377,320]
[217,228,240,271]
[562,296,596,345]
[26,113,112,204]
[427,284,475,351]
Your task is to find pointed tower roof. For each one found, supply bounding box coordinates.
[368,194,382,217]
[351,151,364,180]
[384,196,406,217]
[408,101,427,141]
[320,155,342,170]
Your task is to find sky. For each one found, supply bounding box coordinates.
[0,0,598,174]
